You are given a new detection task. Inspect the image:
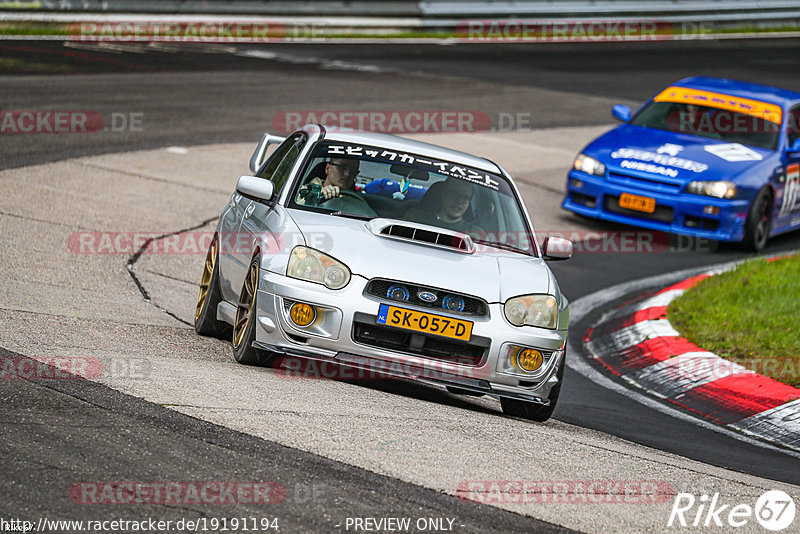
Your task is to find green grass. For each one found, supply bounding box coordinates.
[0,22,454,40]
[0,56,72,72]
[3,21,800,40]
[668,255,800,387]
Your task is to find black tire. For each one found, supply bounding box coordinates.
[742,188,772,252]
[500,352,565,422]
[232,257,277,367]
[194,234,232,339]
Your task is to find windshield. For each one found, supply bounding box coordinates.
[288,141,536,255]
[631,89,782,151]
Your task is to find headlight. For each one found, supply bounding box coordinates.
[504,294,558,329]
[686,180,736,199]
[574,154,606,177]
[287,246,351,290]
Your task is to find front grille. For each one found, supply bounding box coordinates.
[604,195,674,223]
[352,318,488,367]
[684,216,720,231]
[608,172,682,195]
[364,279,488,317]
[569,191,597,208]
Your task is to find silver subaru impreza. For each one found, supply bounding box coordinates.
[194,124,572,421]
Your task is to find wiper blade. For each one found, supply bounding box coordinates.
[473,239,530,255]
[329,211,374,221]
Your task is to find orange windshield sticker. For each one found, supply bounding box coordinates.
[654,86,783,124]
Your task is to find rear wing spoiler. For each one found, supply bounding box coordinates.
[249,133,286,173]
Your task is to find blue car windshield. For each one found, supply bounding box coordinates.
[631,102,779,150]
[288,141,536,255]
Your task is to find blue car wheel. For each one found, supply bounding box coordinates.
[743,188,772,252]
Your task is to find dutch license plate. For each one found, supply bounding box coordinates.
[619,192,656,213]
[377,304,473,341]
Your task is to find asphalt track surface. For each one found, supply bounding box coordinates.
[2,38,800,531]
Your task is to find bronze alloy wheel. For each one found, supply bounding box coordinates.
[233,261,259,349]
[195,236,218,322]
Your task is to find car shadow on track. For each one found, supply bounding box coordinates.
[270,357,503,418]
[342,376,503,416]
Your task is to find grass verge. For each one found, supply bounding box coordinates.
[3,21,800,41]
[668,254,800,387]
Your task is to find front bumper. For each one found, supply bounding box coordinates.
[562,170,751,242]
[252,270,567,404]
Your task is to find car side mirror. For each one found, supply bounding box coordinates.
[236,175,274,202]
[612,104,631,123]
[787,138,800,155]
[249,133,286,173]
[542,236,573,260]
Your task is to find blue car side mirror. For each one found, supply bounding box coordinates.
[788,138,800,154]
[612,104,631,122]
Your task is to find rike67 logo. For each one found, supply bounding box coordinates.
[668,490,796,531]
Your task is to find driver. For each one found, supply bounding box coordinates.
[678,103,706,134]
[297,157,359,205]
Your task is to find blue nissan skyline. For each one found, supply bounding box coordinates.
[562,76,800,251]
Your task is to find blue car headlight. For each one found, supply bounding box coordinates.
[686,180,737,199]
[574,154,606,177]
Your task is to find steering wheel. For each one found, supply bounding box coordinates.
[320,190,377,217]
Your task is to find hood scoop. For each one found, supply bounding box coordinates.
[366,218,475,254]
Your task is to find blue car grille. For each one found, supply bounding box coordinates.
[608,172,682,195]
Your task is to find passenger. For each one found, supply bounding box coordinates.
[415,177,483,234]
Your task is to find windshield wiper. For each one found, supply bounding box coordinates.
[473,239,531,255]
[329,211,374,221]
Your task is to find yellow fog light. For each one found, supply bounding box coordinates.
[289,302,316,327]
[516,349,543,372]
